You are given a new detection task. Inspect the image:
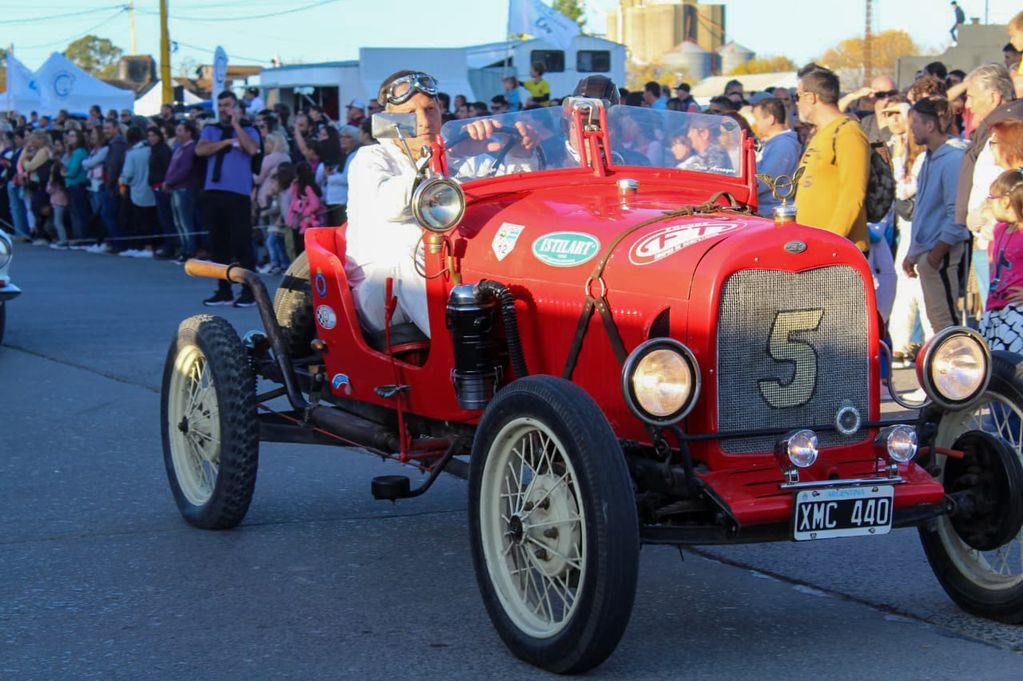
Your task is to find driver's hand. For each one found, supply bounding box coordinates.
[462,118,539,155]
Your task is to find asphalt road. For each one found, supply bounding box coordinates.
[1,245,1021,680]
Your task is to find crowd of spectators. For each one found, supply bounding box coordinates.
[0,90,379,304]
[3,10,1023,338]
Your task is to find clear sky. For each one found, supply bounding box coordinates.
[3,0,1021,74]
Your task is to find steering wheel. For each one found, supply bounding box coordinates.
[445,125,547,177]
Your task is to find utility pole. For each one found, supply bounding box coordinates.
[160,0,172,104]
[129,0,137,55]
[864,0,873,85]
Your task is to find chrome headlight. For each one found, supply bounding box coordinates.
[0,231,11,269]
[622,338,700,426]
[917,327,990,409]
[411,177,465,232]
[776,429,819,468]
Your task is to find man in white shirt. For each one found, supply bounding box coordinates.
[345,71,551,338]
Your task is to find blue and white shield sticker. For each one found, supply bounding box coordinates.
[491,222,525,262]
[315,304,337,330]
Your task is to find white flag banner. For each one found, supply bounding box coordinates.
[508,0,580,51]
[212,46,228,97]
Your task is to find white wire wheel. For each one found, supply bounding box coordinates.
[161,315,258,529]
[468,376,639,674]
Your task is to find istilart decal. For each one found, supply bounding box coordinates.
[531,231,601,267]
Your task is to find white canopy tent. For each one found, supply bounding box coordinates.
[134,81,203,116]
[33,52,134,116]
[0,52,41,113]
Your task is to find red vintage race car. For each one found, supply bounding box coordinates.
[161,100,1023,673]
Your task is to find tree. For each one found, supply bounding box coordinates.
[626,61,679,93]
[64,35,123,79]
[819,29,919,74]
[728,56,797,75]
[553,0,586,32]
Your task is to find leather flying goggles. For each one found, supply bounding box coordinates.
[383,73,439,106]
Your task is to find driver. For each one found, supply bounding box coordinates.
[346,71,447,339]
[346,71,541,339]
[345,73,619,340]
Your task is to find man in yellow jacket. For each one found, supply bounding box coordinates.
[794,63,871,253]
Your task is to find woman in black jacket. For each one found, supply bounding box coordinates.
[146,125,174,257]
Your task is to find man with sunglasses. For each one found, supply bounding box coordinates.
[794,63,871,252]
[838,74,899,145]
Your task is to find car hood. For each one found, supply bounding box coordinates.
[458,185,772,302]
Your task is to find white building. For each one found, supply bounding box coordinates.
[256,37,625,119]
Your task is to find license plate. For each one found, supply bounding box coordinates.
[793,486,894,541]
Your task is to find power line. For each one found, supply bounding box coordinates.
[139,0,344,22]
[0,4,126,25]
[171,40,274,65]
[14,8,130,51]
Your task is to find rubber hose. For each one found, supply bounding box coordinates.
[477,280,529,379]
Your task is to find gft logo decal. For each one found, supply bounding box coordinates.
[628,221,741,266]
[53,71,75,99]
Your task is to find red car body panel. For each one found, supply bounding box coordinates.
[302,127,946,531]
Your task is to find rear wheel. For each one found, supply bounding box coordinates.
[273,251,315,357]
[469,376,640,674]
[919,351,1023,623]
[161,315,258,529]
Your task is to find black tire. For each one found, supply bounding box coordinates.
[0,301,5,345]
[468,376,640,674]
[273,251,316,357]
[160,315,259,529]
[919,351,1023,623]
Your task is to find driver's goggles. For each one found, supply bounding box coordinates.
[384,73,439,106]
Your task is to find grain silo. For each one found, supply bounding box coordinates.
[718,41,755,75]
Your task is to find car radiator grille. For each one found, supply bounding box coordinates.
[716,266,870,454]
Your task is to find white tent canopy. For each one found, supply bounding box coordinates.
[33,52,134,116]
[134,81,203,116]
[0,53,41,113]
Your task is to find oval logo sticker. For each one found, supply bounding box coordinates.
[532,231,601,267]
[315,304,337,330]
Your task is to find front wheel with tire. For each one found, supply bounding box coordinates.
[469,376,640,674]
[919,351,1023,623]
[161,314,259,529]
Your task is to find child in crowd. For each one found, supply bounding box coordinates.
[287,161,324,256]
[259,163,294,275]
[980,169,1023,353]
[46,158,69,248]
[523,61,550,107]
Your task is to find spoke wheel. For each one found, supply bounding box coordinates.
[168,346,222,506]
[469,376,639,674]
[161,315,258,529]
[481,418,586,638]
[920,351,1023,623]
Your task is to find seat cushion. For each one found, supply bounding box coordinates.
[363,323,429,353]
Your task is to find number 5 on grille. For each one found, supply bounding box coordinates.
[758,309,824,409]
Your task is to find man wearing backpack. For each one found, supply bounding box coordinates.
[793,63,871,253]
[901,96,968,332]
[195,90,262,307]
